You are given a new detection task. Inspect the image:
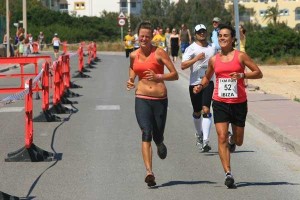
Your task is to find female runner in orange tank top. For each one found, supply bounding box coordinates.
[193,24,263,188]
[126,21,178,187]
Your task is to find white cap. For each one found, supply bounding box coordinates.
[54,33,58,36]
[213,17,221,22]
[194,24,207,32]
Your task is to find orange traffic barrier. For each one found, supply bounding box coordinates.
[62,41,68,54]
[5,78,55,162]
[73,43,90,78]
[0,56,51,94]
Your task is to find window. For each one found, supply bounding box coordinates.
[295,8,300,20]
[120,1,127,7]
[131,2,136,8]
[259,10,267,16]
[60,4,68,9]
[74,2,85,10]
[279,9,289,16]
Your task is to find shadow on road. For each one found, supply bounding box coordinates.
[154,180,217,188]
[236,181,300,187]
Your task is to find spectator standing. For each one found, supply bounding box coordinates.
[52,33,61,59]
[165,27,171,54]
[133,32,140,51]
[169,28,180,62]
[2,33,14,57]
[193,24,263,188]
[38,31,45,51]
[179,24,192,54]
[124,29,135,58]
[181,24,217,152]
[211,17,221,51]
[126,21,178,187]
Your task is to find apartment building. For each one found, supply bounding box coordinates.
[40,0,143,17]
[224,0,300,29]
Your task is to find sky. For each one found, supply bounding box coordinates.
[100,1,120,13]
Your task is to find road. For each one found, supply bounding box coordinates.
[0,52,299,199]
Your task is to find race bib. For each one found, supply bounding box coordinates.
[218,78,238,98]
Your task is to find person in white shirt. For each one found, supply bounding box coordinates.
[181,24,217,152]
[52,33,61,59]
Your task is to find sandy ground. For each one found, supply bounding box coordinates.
[248,65,300,100]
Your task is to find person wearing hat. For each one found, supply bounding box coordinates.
[38,31,45,51]
[52,33,61,59]
[211,17,221,51]
[181,24,217,152]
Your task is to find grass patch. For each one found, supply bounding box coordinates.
[294,97,300,102]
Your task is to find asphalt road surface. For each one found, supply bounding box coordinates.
[0,51,299,200]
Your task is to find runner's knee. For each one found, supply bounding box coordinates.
[202,112,212,118]
[142,129,152,142]
[193,112,201,119]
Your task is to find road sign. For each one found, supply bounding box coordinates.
[117,12,126,27]
[118,12,126,19]
[118,18,126,27]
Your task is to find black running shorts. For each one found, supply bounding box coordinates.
[212,100,248,127]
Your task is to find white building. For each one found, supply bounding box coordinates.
[41,0,143,17]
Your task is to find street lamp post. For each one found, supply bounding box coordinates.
[23,0,27,36]
[234,0,240,50]
[127,0,131,28]
[6,0,10,57]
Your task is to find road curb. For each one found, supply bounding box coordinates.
[247,111,300,156]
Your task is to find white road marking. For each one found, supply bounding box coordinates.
[0,107,24,112]
[96,105,120,111]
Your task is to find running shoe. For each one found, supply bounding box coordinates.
[228,131,236,153]
[145,173,156,187]
[157,143,167,159]
[201,140,211,152]
[224,172,236,188]
[195,132,203,146]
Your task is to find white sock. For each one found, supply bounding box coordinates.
[193,117,202,136]
[202,116,212,141]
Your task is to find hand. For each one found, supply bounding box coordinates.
[126,78,135,90]
[143,69,157,81]
[195,52,205,61]
[229,72,244,80]
[193,84,202,94]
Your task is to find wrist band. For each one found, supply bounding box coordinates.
[239,73,245,79]
[156,74,163,80]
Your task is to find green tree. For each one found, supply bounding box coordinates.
[263,3,280,24]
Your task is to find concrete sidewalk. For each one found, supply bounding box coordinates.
[173,59,300,156]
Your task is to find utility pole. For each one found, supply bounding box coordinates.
[234,0,240,50]
[23,0,27,36]
[127,0,131,28]
[6,0,10,57]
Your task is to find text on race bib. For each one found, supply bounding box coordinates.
[218,78,238,98]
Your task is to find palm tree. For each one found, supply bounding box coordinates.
[263,3,280,24]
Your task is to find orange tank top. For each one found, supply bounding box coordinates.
[213,50,247,103]
[133,47,164,79]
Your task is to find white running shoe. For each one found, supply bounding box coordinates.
[195,132,203,146]
[225,172,236,188]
